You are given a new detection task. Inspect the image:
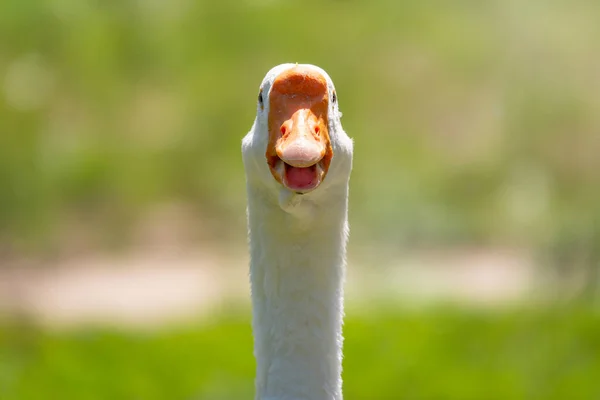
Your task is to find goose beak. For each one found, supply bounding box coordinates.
[266,66,333,193]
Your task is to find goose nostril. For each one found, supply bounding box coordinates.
[314,125,320,135]
[280,125,287,136]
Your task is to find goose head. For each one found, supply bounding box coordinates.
[242,63,353,205]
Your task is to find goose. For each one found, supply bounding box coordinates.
[242,63,353,400]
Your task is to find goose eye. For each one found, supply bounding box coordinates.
[332,91,337,104]
[258,91,264,109]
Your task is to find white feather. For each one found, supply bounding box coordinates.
[242,64,353,400]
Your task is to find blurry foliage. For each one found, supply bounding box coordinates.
[1,308,599,399]
[0,0,599,259]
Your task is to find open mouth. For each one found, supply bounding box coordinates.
[275,159,324,193]
[265,65,333,193]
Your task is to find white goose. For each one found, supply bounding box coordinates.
[242,64,353,400]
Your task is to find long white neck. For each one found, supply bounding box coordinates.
[247,184,349,400]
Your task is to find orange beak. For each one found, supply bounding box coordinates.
[266,66,333,192]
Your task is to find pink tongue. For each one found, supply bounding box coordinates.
[286,165,316,188]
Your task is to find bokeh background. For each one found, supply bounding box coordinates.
[1,0,600,399]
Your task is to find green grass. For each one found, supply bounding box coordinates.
[1,307,599,399]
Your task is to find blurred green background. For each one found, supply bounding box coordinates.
[1,0,599,398]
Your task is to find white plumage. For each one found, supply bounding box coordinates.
[242,63,353,400]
